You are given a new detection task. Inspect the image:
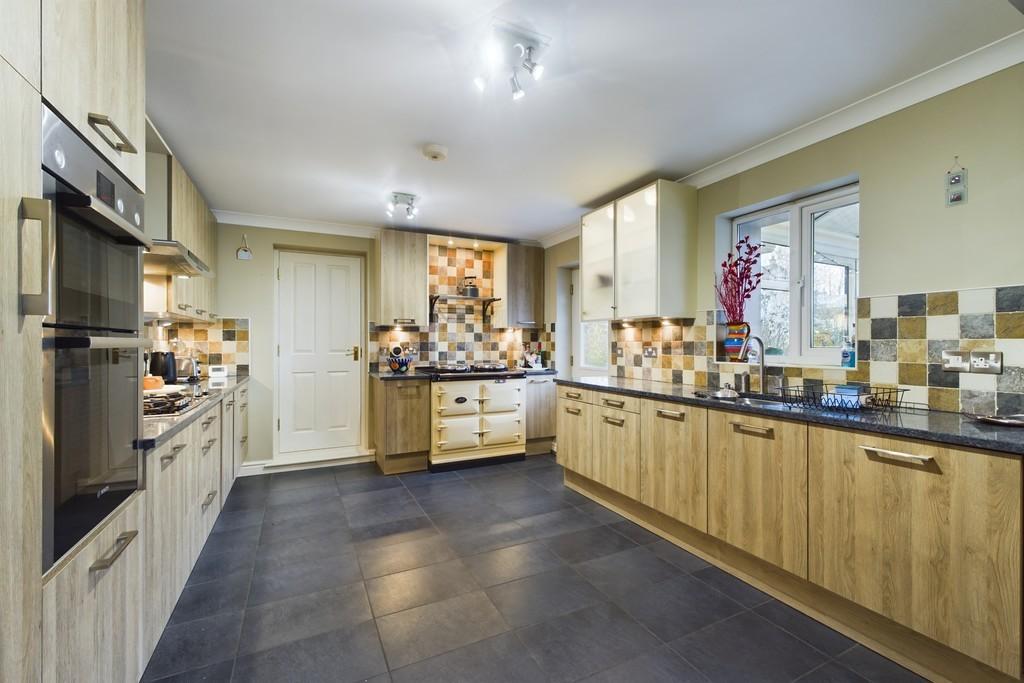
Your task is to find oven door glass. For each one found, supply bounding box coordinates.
[49,334,141,566]
[55,207,141,331]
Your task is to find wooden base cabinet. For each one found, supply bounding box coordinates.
[640,400,708,531]
[371,378,431,474]
[42,493,147,683]
[525,376,556,440]
[591,407,640,499]
[708,410,808,577]
[192,409,222,556]
[555,397,591,474]
[235,387,249,474]
[808,426,1022,677]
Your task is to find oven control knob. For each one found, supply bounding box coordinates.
[134,211,141,226]
[116,198,125,213]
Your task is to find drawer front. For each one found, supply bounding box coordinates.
[593,391,639,414]
[435,383,480,417]
[557,386,591,404]
[481,379,523,414]
[481,413,524,446]
[435,416,481,452]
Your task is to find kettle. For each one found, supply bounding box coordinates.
[149,351,177,384]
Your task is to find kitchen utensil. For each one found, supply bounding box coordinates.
[176,356,200,382]
[458,277,479,297]
[969,414,1024,427]
[149,351,177,384]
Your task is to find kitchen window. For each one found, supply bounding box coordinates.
[733,186,860,366]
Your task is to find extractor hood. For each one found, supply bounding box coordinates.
[144,239,213,278]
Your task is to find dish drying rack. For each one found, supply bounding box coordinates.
[780,384,907,412]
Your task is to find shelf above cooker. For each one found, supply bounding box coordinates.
[429,294,501,319]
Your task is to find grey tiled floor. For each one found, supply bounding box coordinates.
[143,455,925,682]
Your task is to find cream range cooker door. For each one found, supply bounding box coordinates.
[435,381,480,417]
[436,416,481,452]
[481,413,523,446]
[480,380,523,413]
[433,380,481,454]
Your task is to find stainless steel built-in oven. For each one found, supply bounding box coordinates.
[39,104,152,571]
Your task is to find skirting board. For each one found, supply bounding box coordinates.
[240,451,375,476]
[564,470,1018,683]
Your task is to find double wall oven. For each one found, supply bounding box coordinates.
[38,104,152,571]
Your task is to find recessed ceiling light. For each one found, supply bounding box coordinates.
[447,238,454,246]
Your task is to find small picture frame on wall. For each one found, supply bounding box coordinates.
[946,162,967,207]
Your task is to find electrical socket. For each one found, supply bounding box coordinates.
[970,351,1003,375]
[642,347,657,358]
[941,350,970,372]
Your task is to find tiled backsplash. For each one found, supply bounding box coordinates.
[610,285,1024,415]
[164,318,251,376]
[371,245,555,371]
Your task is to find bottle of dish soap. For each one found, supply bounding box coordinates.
[841,337,856,369]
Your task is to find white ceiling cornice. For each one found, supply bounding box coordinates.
[212,210,382,240]
[679,29,1024,189]
[539,223,579,249]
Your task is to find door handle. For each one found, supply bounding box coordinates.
[19,197,54,316]
[859,445,933,465]
[202,491,218,508]
[89,530,138,572]
[656,409,684,420]
[729,421,774,437]
[344,345,361,361]
[602,398,625,408]
[393,318,416,325]
[240,436,248,444]
[87,113,138,154]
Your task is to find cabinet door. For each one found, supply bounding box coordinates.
[1,0,40,89]
[580,204,615,321]
[435,415,480,452]
[708,410,807,577]
[42,0,146,190]
[170,157,199,258]
[235,387,249,475]
[385,381,431,455]
[42,492,146,683]
[435,382,480,417]
[555,398,591,474]
[481,413,524,447]
[379,229,428,326]
[507,244,544,328]
[0,60,43,683]
[481,380,523,414]
[221,392,237,501]
[808,426,1021,676]
[525,377,556,439]
[640,400,708,531]
[143,436,189,655]
[592,407,640,499]
[196,409,221,537]
[614,184,658,319]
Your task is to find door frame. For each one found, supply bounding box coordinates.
[570,268,609,380]
[271,247,370,467]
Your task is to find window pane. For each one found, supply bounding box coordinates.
[760,288,790,355]
[736,212,791,355]
[810,202,859,348]
[581,321,609,368]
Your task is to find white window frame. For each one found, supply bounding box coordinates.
[732,185,859,367]
[571,268,609,376]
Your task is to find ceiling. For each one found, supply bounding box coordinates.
[146,0,1024,241]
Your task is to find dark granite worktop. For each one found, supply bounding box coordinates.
[556,376,1024,456]
[370,366,557,381]
[138,376,251,451]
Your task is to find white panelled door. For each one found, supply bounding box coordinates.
[278,251,362,456]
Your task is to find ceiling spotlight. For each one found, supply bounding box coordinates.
[406,207,414,220]
[387,192,418,220]
[510,72,525,100]
[386,200,395,212]
[473,76,487,92]
[522,46,544,80]
[386,210,393,219]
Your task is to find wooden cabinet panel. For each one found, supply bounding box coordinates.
[221,392,237,502]
[640,400,708,531]
[808,426,1022,676]
[42,493,147,683]
[557,385,591,404]
[235,387,249,473]
[708,410,808,577]
[194,409,222,544]
[505,244,544,328]
[42,0,146,189]
[555,397,591,474]
[525,377,556,439]
[378,229,429,326]
[593,391,640,414]
[592,407,641,499]
[1,0,40,89]
[0,61,43,683]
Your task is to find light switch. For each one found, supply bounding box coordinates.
[969,351,1003,374]
[941,350,970,372]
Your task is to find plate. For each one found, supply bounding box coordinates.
[969,414,1024,427]
[144,384,190,395]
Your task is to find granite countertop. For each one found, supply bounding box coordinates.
[370,366,557,381]
[556,376,1024,456]
[138,376,251,451]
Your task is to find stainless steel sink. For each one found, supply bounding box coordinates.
[735,397,788,408]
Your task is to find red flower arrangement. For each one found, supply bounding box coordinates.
[714,236,763,324]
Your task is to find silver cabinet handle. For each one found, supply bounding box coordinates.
[225,401,235,408]
[240,404,247,411]
[202,438,218,453]
[656,409,684,420]
[240,436,248,444]
[565,391,582,399]
[729,421,774,437]
[159,453,176,466]
[528,378,550,384]
[19,197,54,316]
[87,113,138,154]
[564,406,582,415]
[393,318,416,325]
[602,398,625,408]
[178,303,192,311]
[195,309,206,315]
[472,429,492,435]
[172,444,187,453]
[859,445,934,465]
[89,530,138,572]
[202,491,218,508]
[518,320,537,325]
[603,416,625,427]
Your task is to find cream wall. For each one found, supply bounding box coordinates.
[696,63,1024,309]
[215,223,377,464]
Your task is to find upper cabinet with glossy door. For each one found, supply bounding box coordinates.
[581,180,697,321]
[42,0,146,191]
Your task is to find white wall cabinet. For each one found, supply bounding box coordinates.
[580,180,697,321]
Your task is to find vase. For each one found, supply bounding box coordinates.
[723,322,750,361]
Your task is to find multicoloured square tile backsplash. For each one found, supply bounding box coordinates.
[610,285,1024,415]
[166,318,251,376]
[370,245,555,371]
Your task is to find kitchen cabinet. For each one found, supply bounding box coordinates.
[371,377,431,474]
[430,379,525,465]
[42,0,146,190]
[580,180,697,321]
[221,391,237,503]
[1,0,40,89]
[580,203,615,321]
[555,396,591,474]
[525,376,557,440]
[0,60,43,683]
[192,408,222,553]
[234,386,249,475]
[707,409,808,577]
[378,229,429,327]
[591,404,641,499]
[640,400,708,531]
[808,426,1022,677]
[499,243,544,328]
[143,435,191,655]
[42,492,147,683]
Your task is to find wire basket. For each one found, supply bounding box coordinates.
[780,384,907,412]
